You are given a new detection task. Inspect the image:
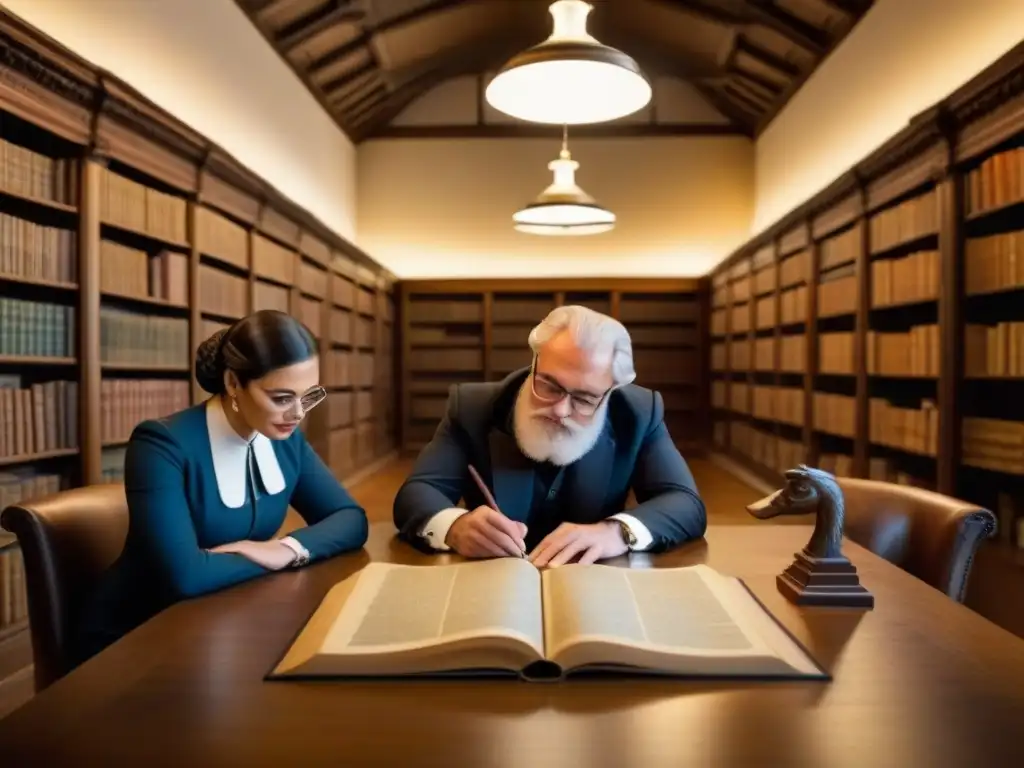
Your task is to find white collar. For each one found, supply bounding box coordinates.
[205,397,286,508]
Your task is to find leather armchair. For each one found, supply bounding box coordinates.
[836,477,996,603]
[0,484,128,692]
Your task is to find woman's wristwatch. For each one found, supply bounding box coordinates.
[279,536,311,567]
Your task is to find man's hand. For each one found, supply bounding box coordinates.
[529,521,627,568]
[445,506,528,559]
[208,540,296,571]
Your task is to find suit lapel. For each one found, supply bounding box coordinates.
[566,426,616,521]
[487,429,535,524]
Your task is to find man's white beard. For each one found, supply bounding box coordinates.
[512,381,609,466]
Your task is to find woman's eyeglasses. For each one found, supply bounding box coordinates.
[265,386,327,415]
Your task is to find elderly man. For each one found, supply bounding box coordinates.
[392,305,707,566]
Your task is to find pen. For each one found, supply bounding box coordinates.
[467,464,526,558]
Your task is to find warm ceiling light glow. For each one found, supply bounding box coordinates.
[513,132,615,236]
[485,0,652,125]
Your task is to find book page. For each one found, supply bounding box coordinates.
[542,564,822,677]
[272,558,545,677]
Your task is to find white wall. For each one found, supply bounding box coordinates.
[357,73,753,279]
[3,0,360,241]
[754,0,1024,236]
[358,136,754,279]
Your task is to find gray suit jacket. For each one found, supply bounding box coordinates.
[393,368,707,553]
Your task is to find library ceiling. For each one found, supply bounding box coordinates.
[235,0,873,141]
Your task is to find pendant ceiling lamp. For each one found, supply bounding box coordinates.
[485,0,652,125]
[513,127,615,236]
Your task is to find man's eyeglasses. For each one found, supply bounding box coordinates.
[530,359,608,416]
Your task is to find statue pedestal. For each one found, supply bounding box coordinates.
[778,549,874,609]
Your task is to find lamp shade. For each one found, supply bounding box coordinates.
[485,0,651,125]
[513,144,615,236]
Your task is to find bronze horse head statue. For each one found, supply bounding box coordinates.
[747,465,845,561]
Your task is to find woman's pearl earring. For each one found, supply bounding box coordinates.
[231,397,239,413]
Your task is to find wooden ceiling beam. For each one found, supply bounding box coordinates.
[739,1,830,55]
[729,64,785,96]
[734,36,801,78]
[276,1,366,54]
[663,1,828,56]
[723,82,771,114]
[819,0,872,15]
[306,0,478,76]
[321,60,378,96]
[347,36,527,140]
[247,0,285,14]
[690,82,757,135]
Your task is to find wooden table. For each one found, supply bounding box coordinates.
[0,522,1023,767]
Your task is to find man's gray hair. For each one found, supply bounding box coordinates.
[528,305,637,387]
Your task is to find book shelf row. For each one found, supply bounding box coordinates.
[0,15,402,655]
[707,43,1024,551]
[399,281,707,454]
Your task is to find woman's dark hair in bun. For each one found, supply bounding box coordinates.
[194,310,318,395]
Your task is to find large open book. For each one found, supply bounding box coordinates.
[268,560,828,682]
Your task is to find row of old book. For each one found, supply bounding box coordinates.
[812,392,856,438]
[819,331,856,374]
[0,471,62,632]
[867,324,940,377]
[962,417,1024,475]
[100,379,191,446]
[965,145,1023,217]
[100,240,189,306]
[325,349,375,389]
[196,206,248,270]
[727,421,932,487]
[252,233,299,287]
[0,376,78,460]
[0,298,75,359]
[326,422,381,476]
[820,225,861,272]
[253,279,290,314]
[965,229,1024,295]
[818,267,856,317]
[728,382,939,457]
[198,263,248,320]
[98,307,189,369]
[749,385,804,425]
[0,544,26,632]
[965,321,1024,377]
[868,189,939,254]
[727,422,806,475]
[101,167,187,245]
[0,212,78,283]
[869,397,939,456]
[715,245,940,337]
[872,248,940,307]
[0,136,78,206]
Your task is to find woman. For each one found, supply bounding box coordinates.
[74,310,369,664]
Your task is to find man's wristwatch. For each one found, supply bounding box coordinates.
[615,519,637,551]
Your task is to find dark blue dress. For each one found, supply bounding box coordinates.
[74,398,369,664]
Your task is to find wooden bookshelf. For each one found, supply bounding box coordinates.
[0,14,398,672]
[708,41,1024,553]
[398,278,705,456]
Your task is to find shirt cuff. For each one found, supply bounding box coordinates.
[418,507,469,552]
[279,535,311,565]
[609,512,654,552]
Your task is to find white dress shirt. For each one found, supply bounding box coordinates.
[419,505,653,552]
[205,398,310,564]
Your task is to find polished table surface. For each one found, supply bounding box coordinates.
[1,522,1023,767]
